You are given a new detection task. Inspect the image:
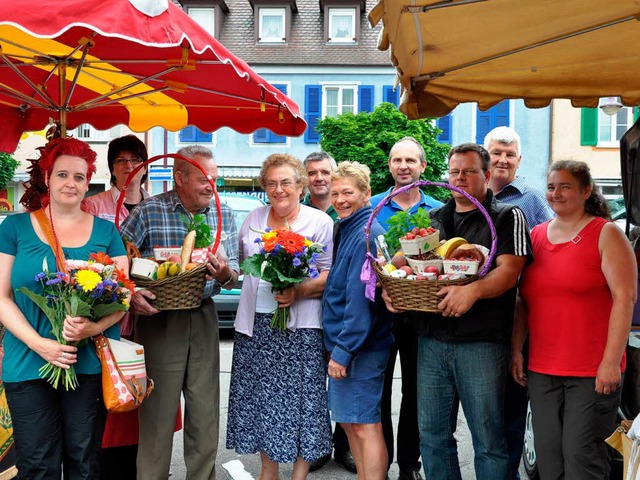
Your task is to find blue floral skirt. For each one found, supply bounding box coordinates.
[226,312,332,463]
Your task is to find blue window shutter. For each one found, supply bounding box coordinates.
[179,126,196,143]
[475,101,510,144]
[253,129,269,143]
[253,84,288,144]
[437,115,452,144]
[195,129,213,142]
[304,85,322,143]
[383,85,399,106]
[269,84,288,143]
[358,85,374,112]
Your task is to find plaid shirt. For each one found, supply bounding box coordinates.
[120,190,239,298]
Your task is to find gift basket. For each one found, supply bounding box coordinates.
[116,154,223,310]
[364,180,496,313]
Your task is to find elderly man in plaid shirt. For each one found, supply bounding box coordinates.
[121,145,239,480]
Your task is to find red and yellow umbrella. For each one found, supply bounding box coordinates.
[0,0,306,152]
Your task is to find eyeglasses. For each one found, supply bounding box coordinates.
[448,168,482,177]
[114,156,143,165]
[265,179,296,191]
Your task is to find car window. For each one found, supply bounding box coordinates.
[218,194,266,232]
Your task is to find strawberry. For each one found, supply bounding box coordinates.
[405,232,416,240]
[419,228,429,237]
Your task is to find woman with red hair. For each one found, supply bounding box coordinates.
[0,137,129,479]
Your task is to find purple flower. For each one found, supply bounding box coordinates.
[254,237,262,243]
[309,268,319,279]
[265,227,272,232]
[292,257,302,267]
[46,277,62,286]
[259,247,266,255]
[273,244,282,253]
[35,272,46,281]
[310,253,320,263]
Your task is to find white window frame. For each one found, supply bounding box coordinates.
[321,82,359,118]
[70,125,121,142]
[187,7,216,38]
[328,7,356,43]
[597,107,635,147]
[258,7,286,43]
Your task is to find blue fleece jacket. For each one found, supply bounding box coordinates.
[322,206,394,367]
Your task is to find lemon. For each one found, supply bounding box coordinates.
[168,262,181,277]
[156,262,169,280]
[383,264,397,274]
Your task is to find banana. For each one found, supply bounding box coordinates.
[435,237,468,259]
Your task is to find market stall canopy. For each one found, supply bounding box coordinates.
[368,0,640,119]
[0,0,306,152]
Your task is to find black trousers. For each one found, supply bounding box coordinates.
[528,371,620,480]
[381,314,421,471]
[5,374,106,480]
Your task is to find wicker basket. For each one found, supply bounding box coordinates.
[116,154,225,312]
[134,263,209,310]
[366,180,497,313]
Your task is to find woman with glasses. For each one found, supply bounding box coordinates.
[226,153,334,480]
[83,135,150,480]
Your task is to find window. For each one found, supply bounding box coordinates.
[259,7,286,42]
[70,125,120,142]
[304,84,372,143]
[328,7,356,43]
[598,107,635,146]
[324,85,356,117]
[188,7,216,37]
[581,107,639,147]
[437,115,452,144]
[322,0,362,43]
[177,127,214,144]
[383,85,399,106]
[252,84,289,145]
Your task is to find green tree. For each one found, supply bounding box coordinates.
[0,152,19,192]
[316,102,451,200]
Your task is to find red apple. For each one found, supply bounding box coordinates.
[423,265,440,275]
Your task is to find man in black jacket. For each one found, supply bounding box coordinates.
[384,143,532,480]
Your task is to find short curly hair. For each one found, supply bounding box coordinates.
[259,153,308,189]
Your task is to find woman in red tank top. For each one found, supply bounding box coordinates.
[511,160,637,479]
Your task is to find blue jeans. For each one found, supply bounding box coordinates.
[417,337,509,480]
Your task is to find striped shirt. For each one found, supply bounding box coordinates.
[493,177,554,229]
[120,190,239,298]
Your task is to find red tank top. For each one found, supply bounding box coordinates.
[520,217,625,376]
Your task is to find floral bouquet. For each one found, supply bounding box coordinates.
[241,228,325,332]
[18,253,135,390]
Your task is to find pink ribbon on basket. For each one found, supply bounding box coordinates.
[360,252,378,302]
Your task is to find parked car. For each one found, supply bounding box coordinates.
[212,193,266,329]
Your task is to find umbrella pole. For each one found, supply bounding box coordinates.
[58,63,67,137]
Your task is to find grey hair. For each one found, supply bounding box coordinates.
[483,126,521,156]
[175,145,215,176]
[303,151,338,171]
[389,136,426,164]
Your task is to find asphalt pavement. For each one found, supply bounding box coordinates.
[169,331,525,479]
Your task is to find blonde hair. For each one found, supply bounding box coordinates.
[331,161,371,194]
[259,153,308,189]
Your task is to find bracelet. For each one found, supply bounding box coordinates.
[219,273,234,287]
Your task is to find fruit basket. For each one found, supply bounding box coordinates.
[116,153,223,311]
[365,180,497,313]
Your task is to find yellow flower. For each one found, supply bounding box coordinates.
[304,239,313,247]
[263,231,277,241]
[75,269,102,292]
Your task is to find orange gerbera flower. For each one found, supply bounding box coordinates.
[90,252,114,265]
[114,266,136,294]
[277,230,306,254]
[263,237,278,253]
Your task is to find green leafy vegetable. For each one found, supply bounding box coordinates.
[384,208,432,252]
[182,214,213,248]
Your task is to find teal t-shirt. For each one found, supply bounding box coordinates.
[0,212,127,383]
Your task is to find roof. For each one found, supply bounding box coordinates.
[215,0,391,66]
